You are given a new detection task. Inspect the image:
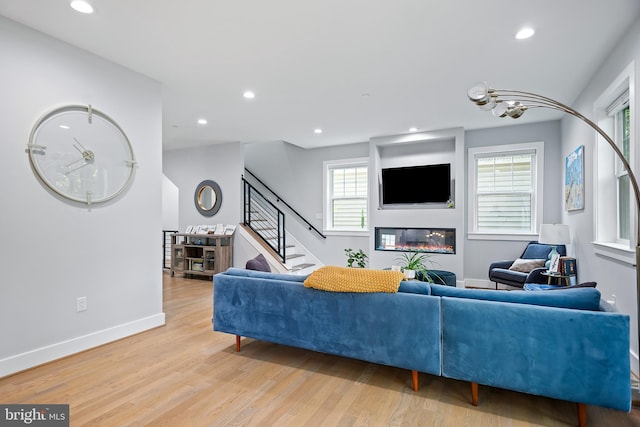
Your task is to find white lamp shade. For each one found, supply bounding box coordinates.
[538,224,571,245]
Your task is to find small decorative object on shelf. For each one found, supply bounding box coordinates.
[549,253,561,273]
[185,224,237,235]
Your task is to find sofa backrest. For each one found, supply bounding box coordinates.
[219,268,601,311]
[220,267,308,282]
[429,283,601,311]
[221,268,434,295]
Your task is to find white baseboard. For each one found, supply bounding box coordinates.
[464,278,522,290]
[463,278,494,289]
[0,313,165,378]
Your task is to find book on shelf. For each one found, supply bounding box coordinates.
[559,256,577,285]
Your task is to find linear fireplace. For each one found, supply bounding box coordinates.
[375,227,455,254]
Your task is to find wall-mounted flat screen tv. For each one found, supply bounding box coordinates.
[381,163,451,205]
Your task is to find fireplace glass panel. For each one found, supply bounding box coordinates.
[375,227,455,254]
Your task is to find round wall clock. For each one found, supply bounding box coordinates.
[27,105,136,204]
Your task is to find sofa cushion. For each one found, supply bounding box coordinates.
[524,282,597,291]
[429,284,601,311]
[398,280,431,295]
[490,268,528,282]
[508,258,546,273]
[246,253,271,272]
[221,267,308,282]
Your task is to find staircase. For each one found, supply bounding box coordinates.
[283,245,316,273]
[242,174,322,274]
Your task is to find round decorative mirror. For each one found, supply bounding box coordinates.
[194,180,222,216]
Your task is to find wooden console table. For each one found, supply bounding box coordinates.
[170,233,233,278]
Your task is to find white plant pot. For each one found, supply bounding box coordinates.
[404,269,415,280]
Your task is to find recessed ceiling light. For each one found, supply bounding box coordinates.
[197,118,207,125]
[409,127,418,132]
[314,128,323,134]
[515,27,535,40]
[70,1,94,14]
[243,91,255,99]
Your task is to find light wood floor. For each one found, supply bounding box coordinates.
[2,272,640,426]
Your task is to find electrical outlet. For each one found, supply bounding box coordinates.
[77,296,87,312]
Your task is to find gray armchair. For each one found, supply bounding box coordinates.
[489,241,567,289]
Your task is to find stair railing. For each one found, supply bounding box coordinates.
[243,178,286,262]
[244,168,326,239]
[162,229,179,269]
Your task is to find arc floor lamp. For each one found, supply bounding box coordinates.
[467,81,640,401]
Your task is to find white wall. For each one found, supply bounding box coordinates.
[163,142,244,264]
[162,175,180,231]
[0,16,164,376]
[560,18,640,373]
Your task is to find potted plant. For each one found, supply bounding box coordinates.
[345,248,368,268]
[394,251,440,282]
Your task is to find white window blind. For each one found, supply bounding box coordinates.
[329,165,368,230]
[615,104,631,241]
[475,152,534,232]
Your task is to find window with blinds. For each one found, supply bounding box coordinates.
[327,163,368,231]
[614,103,631,241]
[475,152,535,232]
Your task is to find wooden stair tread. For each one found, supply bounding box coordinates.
[290,263,315,272]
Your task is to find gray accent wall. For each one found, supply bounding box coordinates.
[464,120,563,283]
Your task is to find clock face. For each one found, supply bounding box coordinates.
[27,105,136,204]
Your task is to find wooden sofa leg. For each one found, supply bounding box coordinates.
[577,403,586,427]
[412,370,418,392]
[235,335,241,352]
[471,382,479,406]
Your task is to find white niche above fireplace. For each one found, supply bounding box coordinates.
[368,127,464,278]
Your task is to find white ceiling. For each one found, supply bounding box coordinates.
[1,0,639,150]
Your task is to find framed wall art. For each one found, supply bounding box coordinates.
[565,145,585,211]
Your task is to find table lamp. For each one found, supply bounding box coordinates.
[538,224,571,269]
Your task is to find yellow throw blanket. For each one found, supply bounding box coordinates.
[303,266,405,293]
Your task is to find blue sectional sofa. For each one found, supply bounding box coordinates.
[213,268,631,426]
[213,268,442,391]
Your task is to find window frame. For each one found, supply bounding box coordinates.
[323,157,369,236]
[593,62,636,265]
[467,142,545,241]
